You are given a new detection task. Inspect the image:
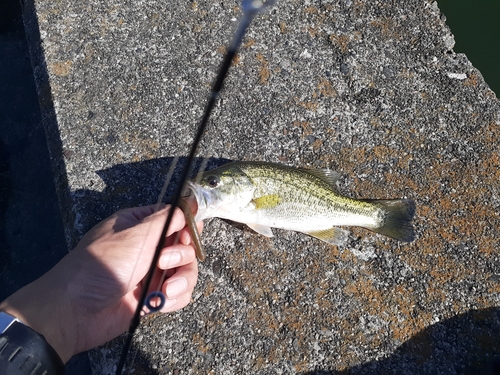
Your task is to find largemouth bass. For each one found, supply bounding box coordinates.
[186,161,415,245]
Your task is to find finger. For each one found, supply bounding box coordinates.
[131,205,187,256]
[158,243,197,270]
[177,197,203,246]
[144,267,169,301]
[137,262,197,314]
[120,203,166,222]
[159,292,193,313]
[140,205,190,237]
[78,204,171,247]
[163,261,198,299]
[178,221,204,246]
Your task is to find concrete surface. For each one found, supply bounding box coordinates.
[21,0,500,373]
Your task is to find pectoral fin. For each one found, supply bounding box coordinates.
[306,227,349,246]
[251,194,282,210]
[247,223,274,237]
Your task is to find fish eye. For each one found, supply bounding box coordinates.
[206,175,219,188]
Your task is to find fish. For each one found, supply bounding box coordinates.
[185,161,415,246]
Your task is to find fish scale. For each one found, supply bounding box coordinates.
[187,161,415,246]
[240,163,382,227]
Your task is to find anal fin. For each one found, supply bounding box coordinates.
[247,223,274,237]
[306,227,349,246]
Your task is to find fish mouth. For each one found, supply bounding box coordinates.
[184,181,210,221]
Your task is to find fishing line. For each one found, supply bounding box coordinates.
[127,156,209,371]
[115,1,276,373]
[156,156,180,206]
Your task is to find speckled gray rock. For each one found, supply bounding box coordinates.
[23,0,500,373]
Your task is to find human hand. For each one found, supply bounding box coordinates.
[0,202,202,363]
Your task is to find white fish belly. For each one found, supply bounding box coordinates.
[236,201,382,231]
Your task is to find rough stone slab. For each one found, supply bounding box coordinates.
[23,0,500,373]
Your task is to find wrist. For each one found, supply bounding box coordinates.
[0,270,77,363]
[0,312,65,374]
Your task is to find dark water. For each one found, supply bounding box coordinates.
[438,0,500,96]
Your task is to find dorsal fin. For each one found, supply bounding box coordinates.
[298,168,341,191]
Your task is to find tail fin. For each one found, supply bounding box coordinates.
[365,199,416,242]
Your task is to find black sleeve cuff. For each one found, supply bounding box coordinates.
[0,321,64,375]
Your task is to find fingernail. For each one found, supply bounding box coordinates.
[166,278,188,298]
[160,251,182,268]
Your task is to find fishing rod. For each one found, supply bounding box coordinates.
[115,1,276,373]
